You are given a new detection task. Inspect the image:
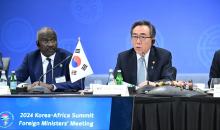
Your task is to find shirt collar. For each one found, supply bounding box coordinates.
[136,49,151,60]
[41,53,56,63]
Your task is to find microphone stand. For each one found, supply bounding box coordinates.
[38,55,72,85]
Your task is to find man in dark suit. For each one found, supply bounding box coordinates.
[209,50,220,87]
[16,27,84,91]
[114,20,176,86]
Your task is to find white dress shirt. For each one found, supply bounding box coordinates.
[40,53,56,83]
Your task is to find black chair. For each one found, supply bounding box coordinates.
[171,66,177,80]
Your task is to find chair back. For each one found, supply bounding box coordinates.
[172,66,177,80]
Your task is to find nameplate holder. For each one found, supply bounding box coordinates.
[214,84,220,97]
[91,84,129,96]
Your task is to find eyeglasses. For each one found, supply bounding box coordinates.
[131,35,152,41]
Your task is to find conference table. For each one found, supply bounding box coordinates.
[132,94,220,130]
[1,90,220,130]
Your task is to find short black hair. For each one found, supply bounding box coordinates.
[130,20,156,38]
[36,27,57,46]
[37,27,57,41]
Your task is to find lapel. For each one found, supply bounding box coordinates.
[35,52,43,81]
[147,46,157,80]
[53,49,63,78]
[129,49,137,85]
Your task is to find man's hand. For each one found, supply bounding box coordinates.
[31,81,54,91]
[138,81,149,88]
[138,81,159,88]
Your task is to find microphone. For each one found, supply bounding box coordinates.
[38,54,72,84]
[28,54,72,93]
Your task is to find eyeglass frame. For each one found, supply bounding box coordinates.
[131,35,152,41]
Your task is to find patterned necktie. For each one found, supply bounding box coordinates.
[46,58,52,84]
[137,57,146,85]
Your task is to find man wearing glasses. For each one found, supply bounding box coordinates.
[16,27,84,92]
[114,20,176,87]
[208,50,220,87]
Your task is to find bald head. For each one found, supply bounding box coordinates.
[36,27,57,57]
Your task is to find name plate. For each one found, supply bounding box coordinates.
[214,84,220,97]
[91,84,129,96]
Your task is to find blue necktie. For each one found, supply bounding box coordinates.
[46,58,52,84]
[137,57,146,85]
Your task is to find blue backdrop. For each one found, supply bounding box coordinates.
[1,0,220,74]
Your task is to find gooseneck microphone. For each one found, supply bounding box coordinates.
[38,54,72,84]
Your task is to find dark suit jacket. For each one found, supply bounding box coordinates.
[114,46,176,85]
[209,50,220,86]
[0,52,3,70]
[16,48,84,90]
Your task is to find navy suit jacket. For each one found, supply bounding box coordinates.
[0,52,3,70]
[209,49,220,86]
[16,48,84,90]
[114,46,176,85]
